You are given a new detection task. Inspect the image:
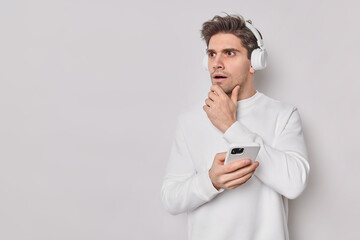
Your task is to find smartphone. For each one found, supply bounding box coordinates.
[224,143,260,164]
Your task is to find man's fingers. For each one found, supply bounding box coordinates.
[208,91,219,101]
[231,85,240,105]
[223,161,259,181]
[224,158,252,173]
[204,98,214,107]
[210,85,227,98]
[203,104,209,112]
[226,171,255,189]
[214,152,227,165]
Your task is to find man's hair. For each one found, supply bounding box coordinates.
[200,14,263,60]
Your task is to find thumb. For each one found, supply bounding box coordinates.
[215,152,227,165]
[231,85,240,105]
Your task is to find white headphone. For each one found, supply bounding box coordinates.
[203,20,267,71]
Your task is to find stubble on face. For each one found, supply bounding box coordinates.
[210,69,248,97]
[210,71,233,95]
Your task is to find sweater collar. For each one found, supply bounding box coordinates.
[237,90,262,109]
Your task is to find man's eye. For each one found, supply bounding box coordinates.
[227,51,235,56]
[209,52,216,57]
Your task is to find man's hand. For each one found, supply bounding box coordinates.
[203,85,240,133]
[209,152,260,190]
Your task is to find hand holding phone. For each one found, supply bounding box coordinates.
[209,145,261,190]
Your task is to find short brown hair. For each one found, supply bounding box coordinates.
[200,14,262,59]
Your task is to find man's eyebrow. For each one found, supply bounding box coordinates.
[206,48,241,54]
[223,48,241,53]
[206,49,215,54]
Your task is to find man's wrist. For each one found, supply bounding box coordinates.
[221,120,237,133]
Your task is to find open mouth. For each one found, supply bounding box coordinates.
[213,75,228,82]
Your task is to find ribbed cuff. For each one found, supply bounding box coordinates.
[223,121,257,144]
[195,170,224,201]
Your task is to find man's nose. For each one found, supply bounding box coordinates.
[212,55,224,70]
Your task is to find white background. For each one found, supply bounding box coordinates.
[1,0,359,239]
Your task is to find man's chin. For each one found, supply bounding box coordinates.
[212,82,232,95]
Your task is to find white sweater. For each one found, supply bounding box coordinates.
[161,91,310,240]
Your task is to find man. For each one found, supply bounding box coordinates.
[161,14,309,240]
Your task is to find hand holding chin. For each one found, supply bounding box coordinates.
[203,85,240,133]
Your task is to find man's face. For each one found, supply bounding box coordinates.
[207,33,254,95]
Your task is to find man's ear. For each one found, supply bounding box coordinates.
[250,65,255,74]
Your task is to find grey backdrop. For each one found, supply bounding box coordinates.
[1,0,359,239]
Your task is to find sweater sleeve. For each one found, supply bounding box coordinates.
[223,107,310,199]
[161,118,224,215]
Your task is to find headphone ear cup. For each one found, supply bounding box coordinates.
[203,55,209,71]
[251,48,267,70]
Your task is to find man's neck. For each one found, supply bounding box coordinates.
[226,87,256,101]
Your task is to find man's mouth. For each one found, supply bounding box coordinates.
[213,74,228,82]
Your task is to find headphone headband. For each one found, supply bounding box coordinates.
[245,21,264,49]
